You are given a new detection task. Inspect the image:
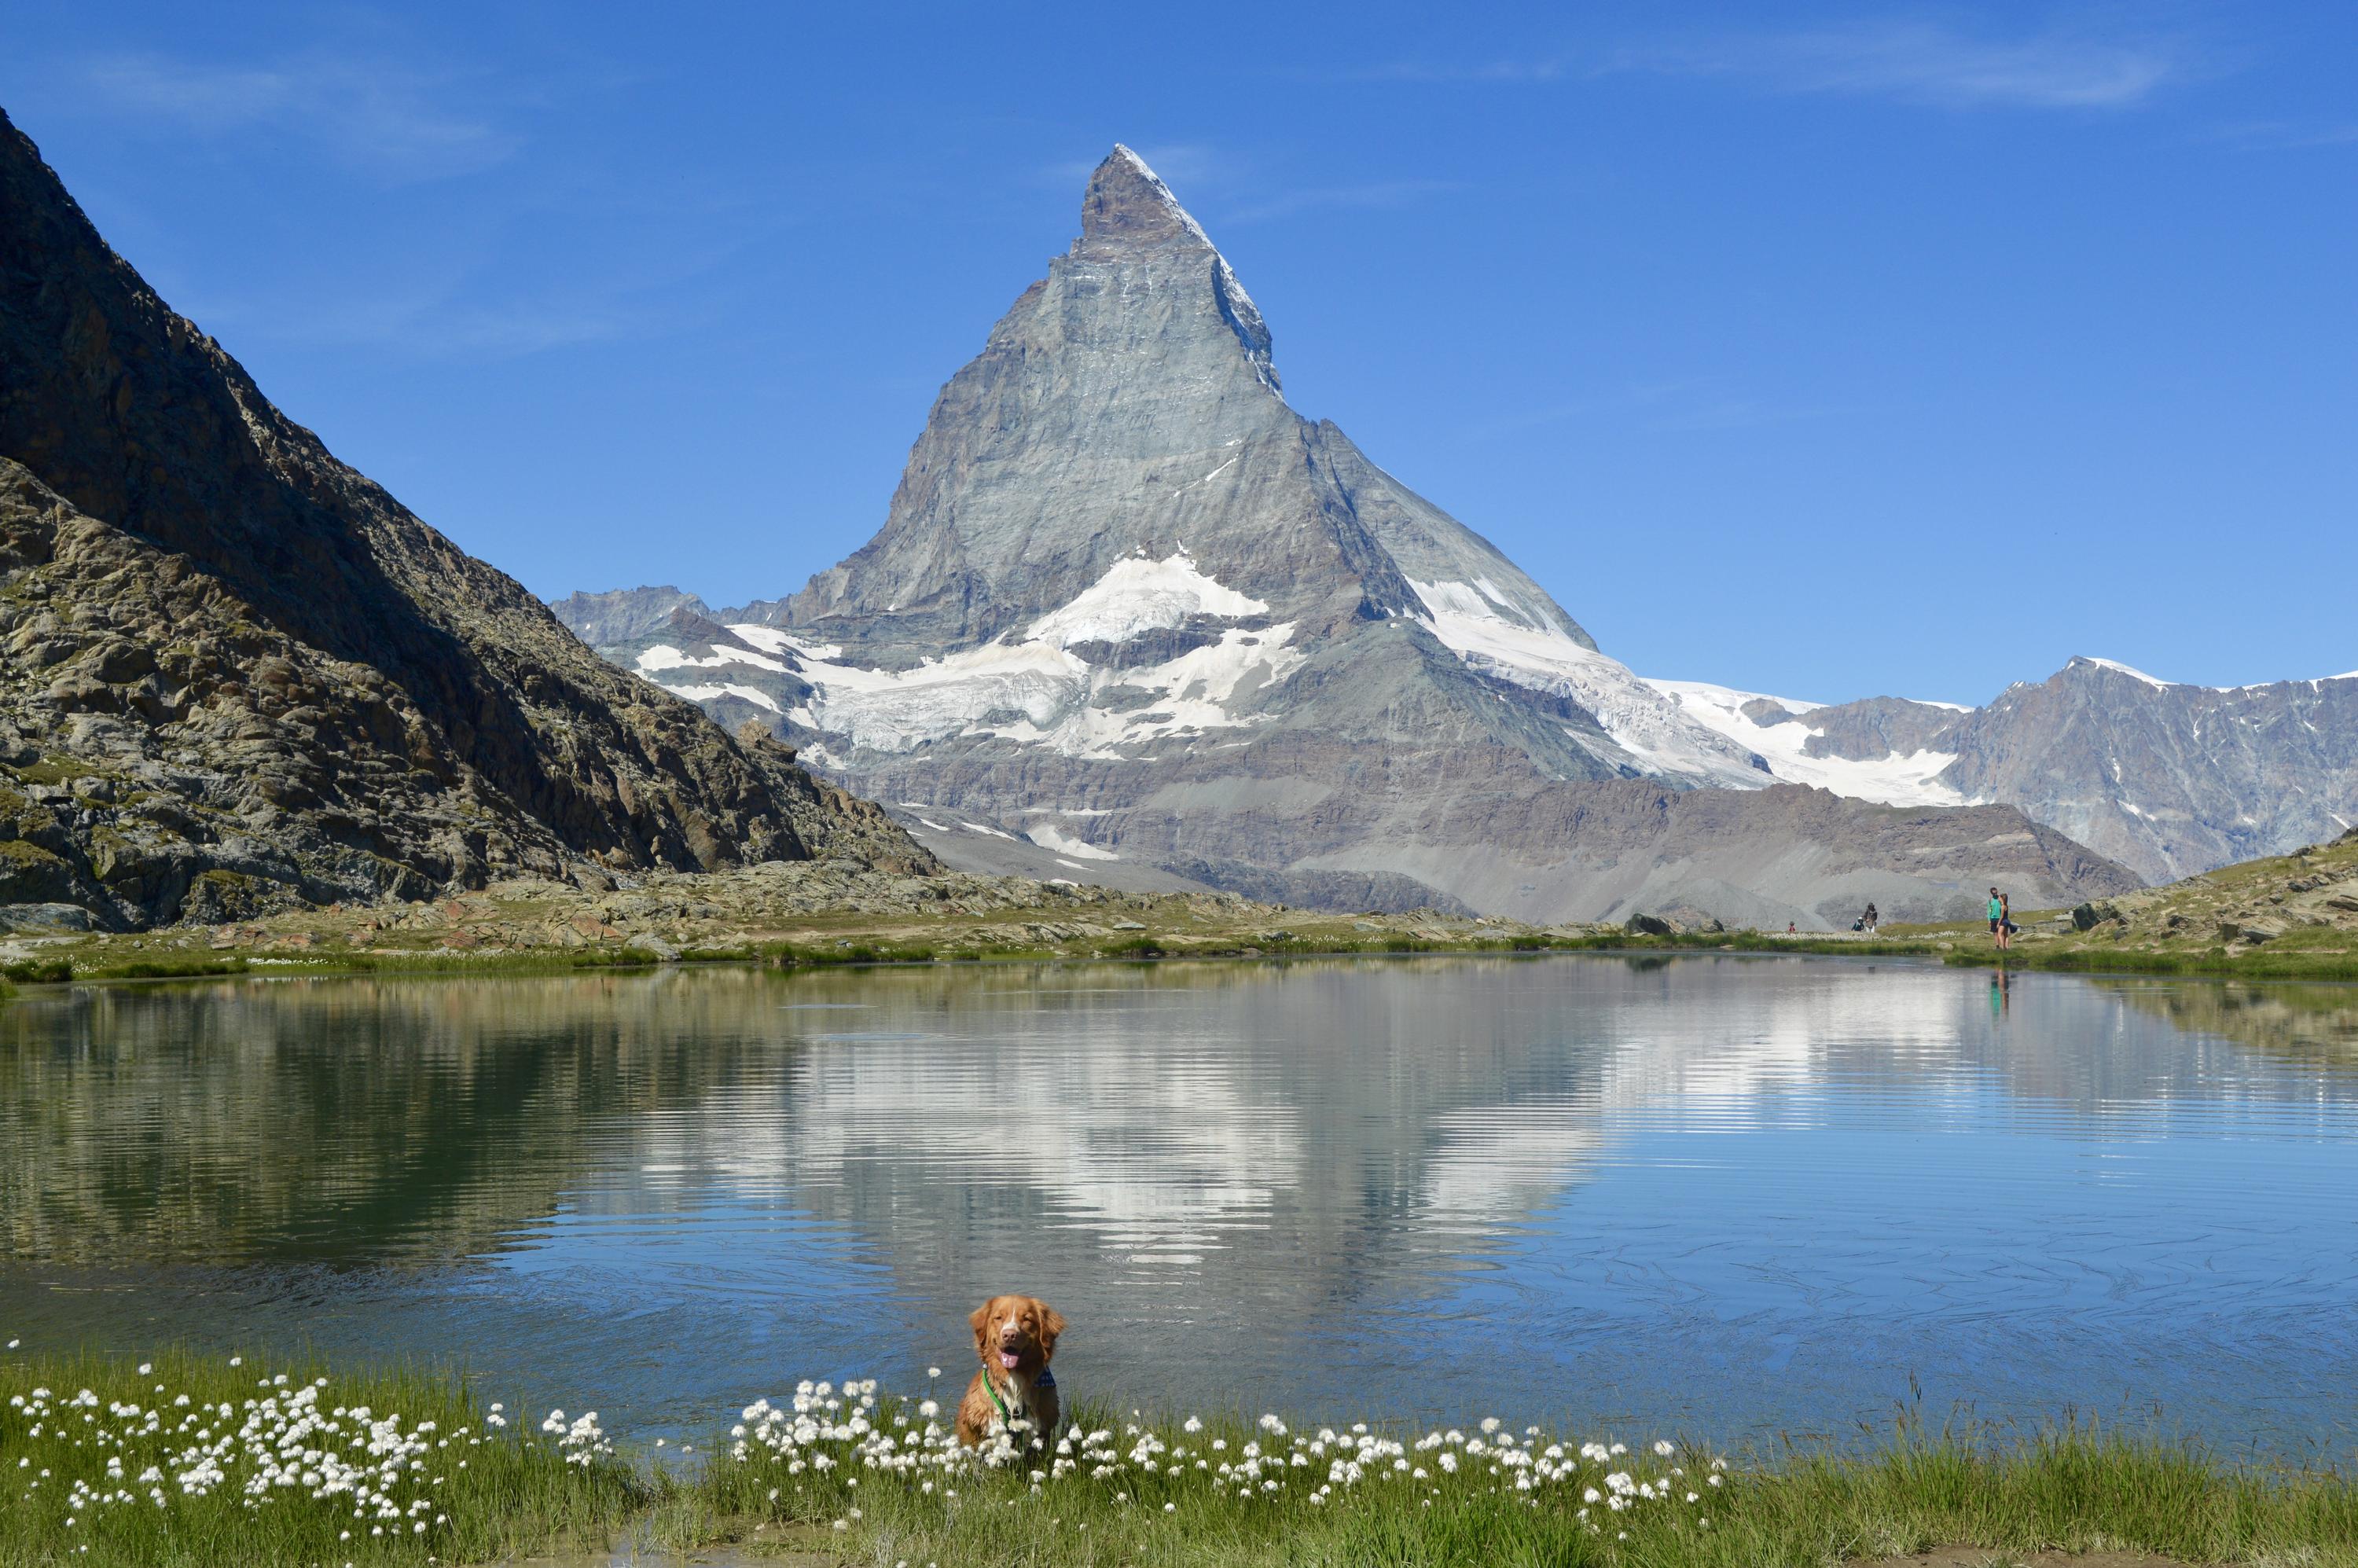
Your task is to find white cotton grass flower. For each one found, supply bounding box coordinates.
[7,1357,1724,1555]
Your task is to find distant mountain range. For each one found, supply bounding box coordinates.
[0,107,927,931]
[558,147,2156,929]
[1658,659,2358,885]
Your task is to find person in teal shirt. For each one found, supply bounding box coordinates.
[1988,888,2005,949]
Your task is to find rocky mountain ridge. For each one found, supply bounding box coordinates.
[0,106,928,931]
[563,146,2137,930]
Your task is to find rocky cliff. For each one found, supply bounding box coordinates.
[566,147,2135,929]
[0,107,927,931]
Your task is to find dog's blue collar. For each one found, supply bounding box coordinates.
[1036,1367,1056,1390]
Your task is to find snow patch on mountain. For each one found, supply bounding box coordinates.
[1028,823,1119,861]
[2074,656,2171,689]
[1025,550,1266,647]
[666,681,783,714]
[1646,679,1967,808]
[977,625,1306,758]
[786,639,1085,754]
[636,641,792,675]
[1406,578,1771,787]
[723,624,822,659]
[725,565,1302,758]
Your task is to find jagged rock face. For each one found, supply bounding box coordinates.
[0,108,927,928]
[565,146,2136,927]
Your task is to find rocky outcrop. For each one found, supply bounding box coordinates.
[563,146,2135,929]
[0,108,928,927]
[2022,827,2358,960]
[1796,696,1963,762]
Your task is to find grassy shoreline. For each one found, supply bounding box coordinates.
[5,928,2358,990]
[6,1349,2356,1566]
[6,826,2353,991]
[6,836,2356,990]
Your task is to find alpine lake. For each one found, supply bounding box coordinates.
[4,953,2354,1461]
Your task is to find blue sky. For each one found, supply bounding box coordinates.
[5,2,2352,705]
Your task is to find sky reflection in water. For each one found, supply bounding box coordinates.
[1,957,2352,1454]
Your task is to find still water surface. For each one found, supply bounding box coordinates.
[2,956,2354,1453]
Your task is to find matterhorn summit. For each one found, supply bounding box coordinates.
[565,147,2133,926]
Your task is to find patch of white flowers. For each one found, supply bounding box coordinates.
[6,1348,1723,1553]
[2,1361,613,1551]
[538,1408,614,1467]
[722,1376,1721,1532]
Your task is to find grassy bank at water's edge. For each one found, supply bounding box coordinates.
[8,826,2353,990]
[6,1349,2357,1566]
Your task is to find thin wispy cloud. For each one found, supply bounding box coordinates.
[1339,17,2180,112]
[1458,379,1832,444]
[1655,19,2179,110]
[186,276,654,361]
[2205,119,2358,151]
[1341,59,1578,85]
[82,50,519,182]
[1220,178,1462,225]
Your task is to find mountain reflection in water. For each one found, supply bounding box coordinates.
[2,957,2353,1454]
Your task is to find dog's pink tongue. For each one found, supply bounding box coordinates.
[999,1351,1019,1370]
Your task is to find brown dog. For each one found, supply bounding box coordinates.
[954,1293,1065,1448]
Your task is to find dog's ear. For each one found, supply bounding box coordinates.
[969,1302,993,1351]
[1039,1303,1067,1350]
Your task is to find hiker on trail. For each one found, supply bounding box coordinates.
[1988,887,2006,950]
[2000,892,2016,949]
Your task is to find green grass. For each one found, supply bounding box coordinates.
[1945,946,2358,981]
[0,960,72,985]
[0,949,690,988]
[320,947,676,975]
[77,958,249,982]
[27,922,2358,992]
[8,1351,2357,1566]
